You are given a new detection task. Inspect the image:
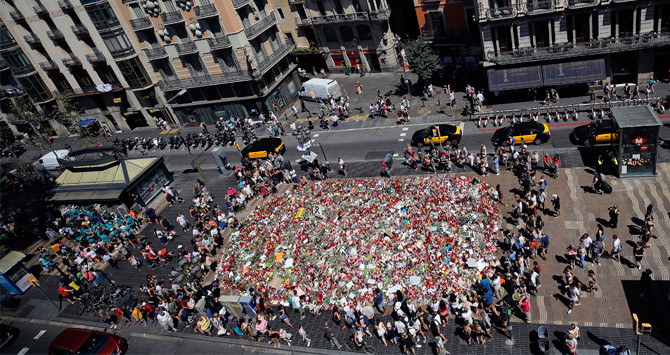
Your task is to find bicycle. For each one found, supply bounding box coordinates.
[343,336,375,354]
[75,286,107,316]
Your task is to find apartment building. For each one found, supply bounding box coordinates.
[0,0,298,136]
[475,0,670,92]
[414,0,479,51]
[275,0,398,73]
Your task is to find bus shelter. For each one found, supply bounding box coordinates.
[610,106,663,177]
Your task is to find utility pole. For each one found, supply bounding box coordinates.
[26,274,60,310]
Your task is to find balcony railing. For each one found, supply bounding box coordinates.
[0,38,18,50]
[86,49,106,64]
[295,17,311,26]
[33,5,49,17]
[289,0,304,4]
[567,0,599,8]
[195,3,218,18]
[10,11,25,22]
[311,8,391,24]
[145,47,169,60]
[130,17,153,31]
[47,30,65,41]
[485,5,516,20]
[109,47,136,59]
[257,42,293,74]
[244,12,277,39]
[60,82,123,97]
[59,0,74,11]
[207,36,232,50]
[92,18,121,30]
[231,0,250,9]
[161,11,185,25]
[486,32,670,65]
[39,60,59,71]
[159,71,252,91]
[72,24,89,35]
[526,0,554,13]
[12,64,36,76]
[24,35,41,45]
[175,41,198,55]
[62,55,82,67]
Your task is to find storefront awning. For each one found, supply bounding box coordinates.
[542,59,606,86]
[50,189,124,202]
[487,65,543,92]
[0,251,25,274]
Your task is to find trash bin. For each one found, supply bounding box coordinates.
[344,66,351,76]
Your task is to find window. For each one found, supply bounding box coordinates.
[276,7,285,20]
[96,65,118,83]
[340,26,354,42]
[161,0,177,12]
[18,74,51,102]
[117,57,150,88]
[130,4,145,18]
[72,69,94,87]
[324,27,338,42]
[316,1,326,15]
[216,49,239,72]
[357,24,372,40]
[152,59,176,78]
[3,49,31,70]
[85,2,120,30]
[0,26,15,45]
[102,32,134,57]
[182,56,207,77]
[334,0,344,14]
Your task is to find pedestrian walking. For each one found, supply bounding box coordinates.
[611,235,622,263]
[323,322,342,349]
[633,241,645,270]
[552,194,561,218]
[567,284,581,314]
[296,324,311,347]
[338,157,347,177]
[566,333,578,355]
[381,161,391,179]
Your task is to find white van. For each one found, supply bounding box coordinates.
[298,78,341,101]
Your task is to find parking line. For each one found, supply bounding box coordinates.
[18,348,29,355]
[34,330,46,339]
[399,133,407,137]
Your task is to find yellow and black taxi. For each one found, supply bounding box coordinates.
[491,122,550,146]
[241,138,286,159]
[411,124,462,147]
[571,120,619,145]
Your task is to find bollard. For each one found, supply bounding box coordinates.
[437,99,441,106]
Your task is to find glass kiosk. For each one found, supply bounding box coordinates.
[611,106,663,178]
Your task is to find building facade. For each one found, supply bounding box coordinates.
[0,0,298,136]
[475,0,670,92]
[274,0,398,73]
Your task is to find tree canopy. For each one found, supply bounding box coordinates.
[401,37,441,82]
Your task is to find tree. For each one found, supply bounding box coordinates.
[401,37,441,83]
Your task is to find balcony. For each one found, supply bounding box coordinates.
[567,0,599,8]
[86,49,106,64]
[175,41,198,55]
[231,0,250,9]
[485,32,670,65]
[244,12,277,39]
[0,38,18,50]
[311,9,390,24]
[159,71,252,91]
[60,82,124,97]
[195,3,218,18]
[289,0,304,4]
[24,34,41,46]
[257,42,293,74]
[295,17,311,26]
[144,47,169,60]
[33,5,49,17]
[12,64,36,76]
[130,17,153,31]
[161,11,185,25]
[92,18,121,30]
[72,24,89,36]
[207,36,232,50]
[525,0,554,14]
[10,11,25,22]
[47,30,65,41]
[59,0,74,11]
[109,47,136,59]
[39,60,59,71]
[485,5,517,20]
[62,55,82,67]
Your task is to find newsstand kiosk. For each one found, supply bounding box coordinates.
[610,106,663,178]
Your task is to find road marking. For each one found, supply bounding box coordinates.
[402,127,409,131]
[459,122,465,131]
[659,114,670,119]
[393,153,399,157]
[313,134,319,138]
[399,133,407,137]
[34,330,46,339]
[18,348,29,355]
[398,139,405,142]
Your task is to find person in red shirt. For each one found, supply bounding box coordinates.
[58,283,80,304]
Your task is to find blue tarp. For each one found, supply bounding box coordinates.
[79,118,96,127]
[542,59,606,86]
[487,65,543,92]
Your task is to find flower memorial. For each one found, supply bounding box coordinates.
[216,176,500,308]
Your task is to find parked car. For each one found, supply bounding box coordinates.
[49,328,127,355]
